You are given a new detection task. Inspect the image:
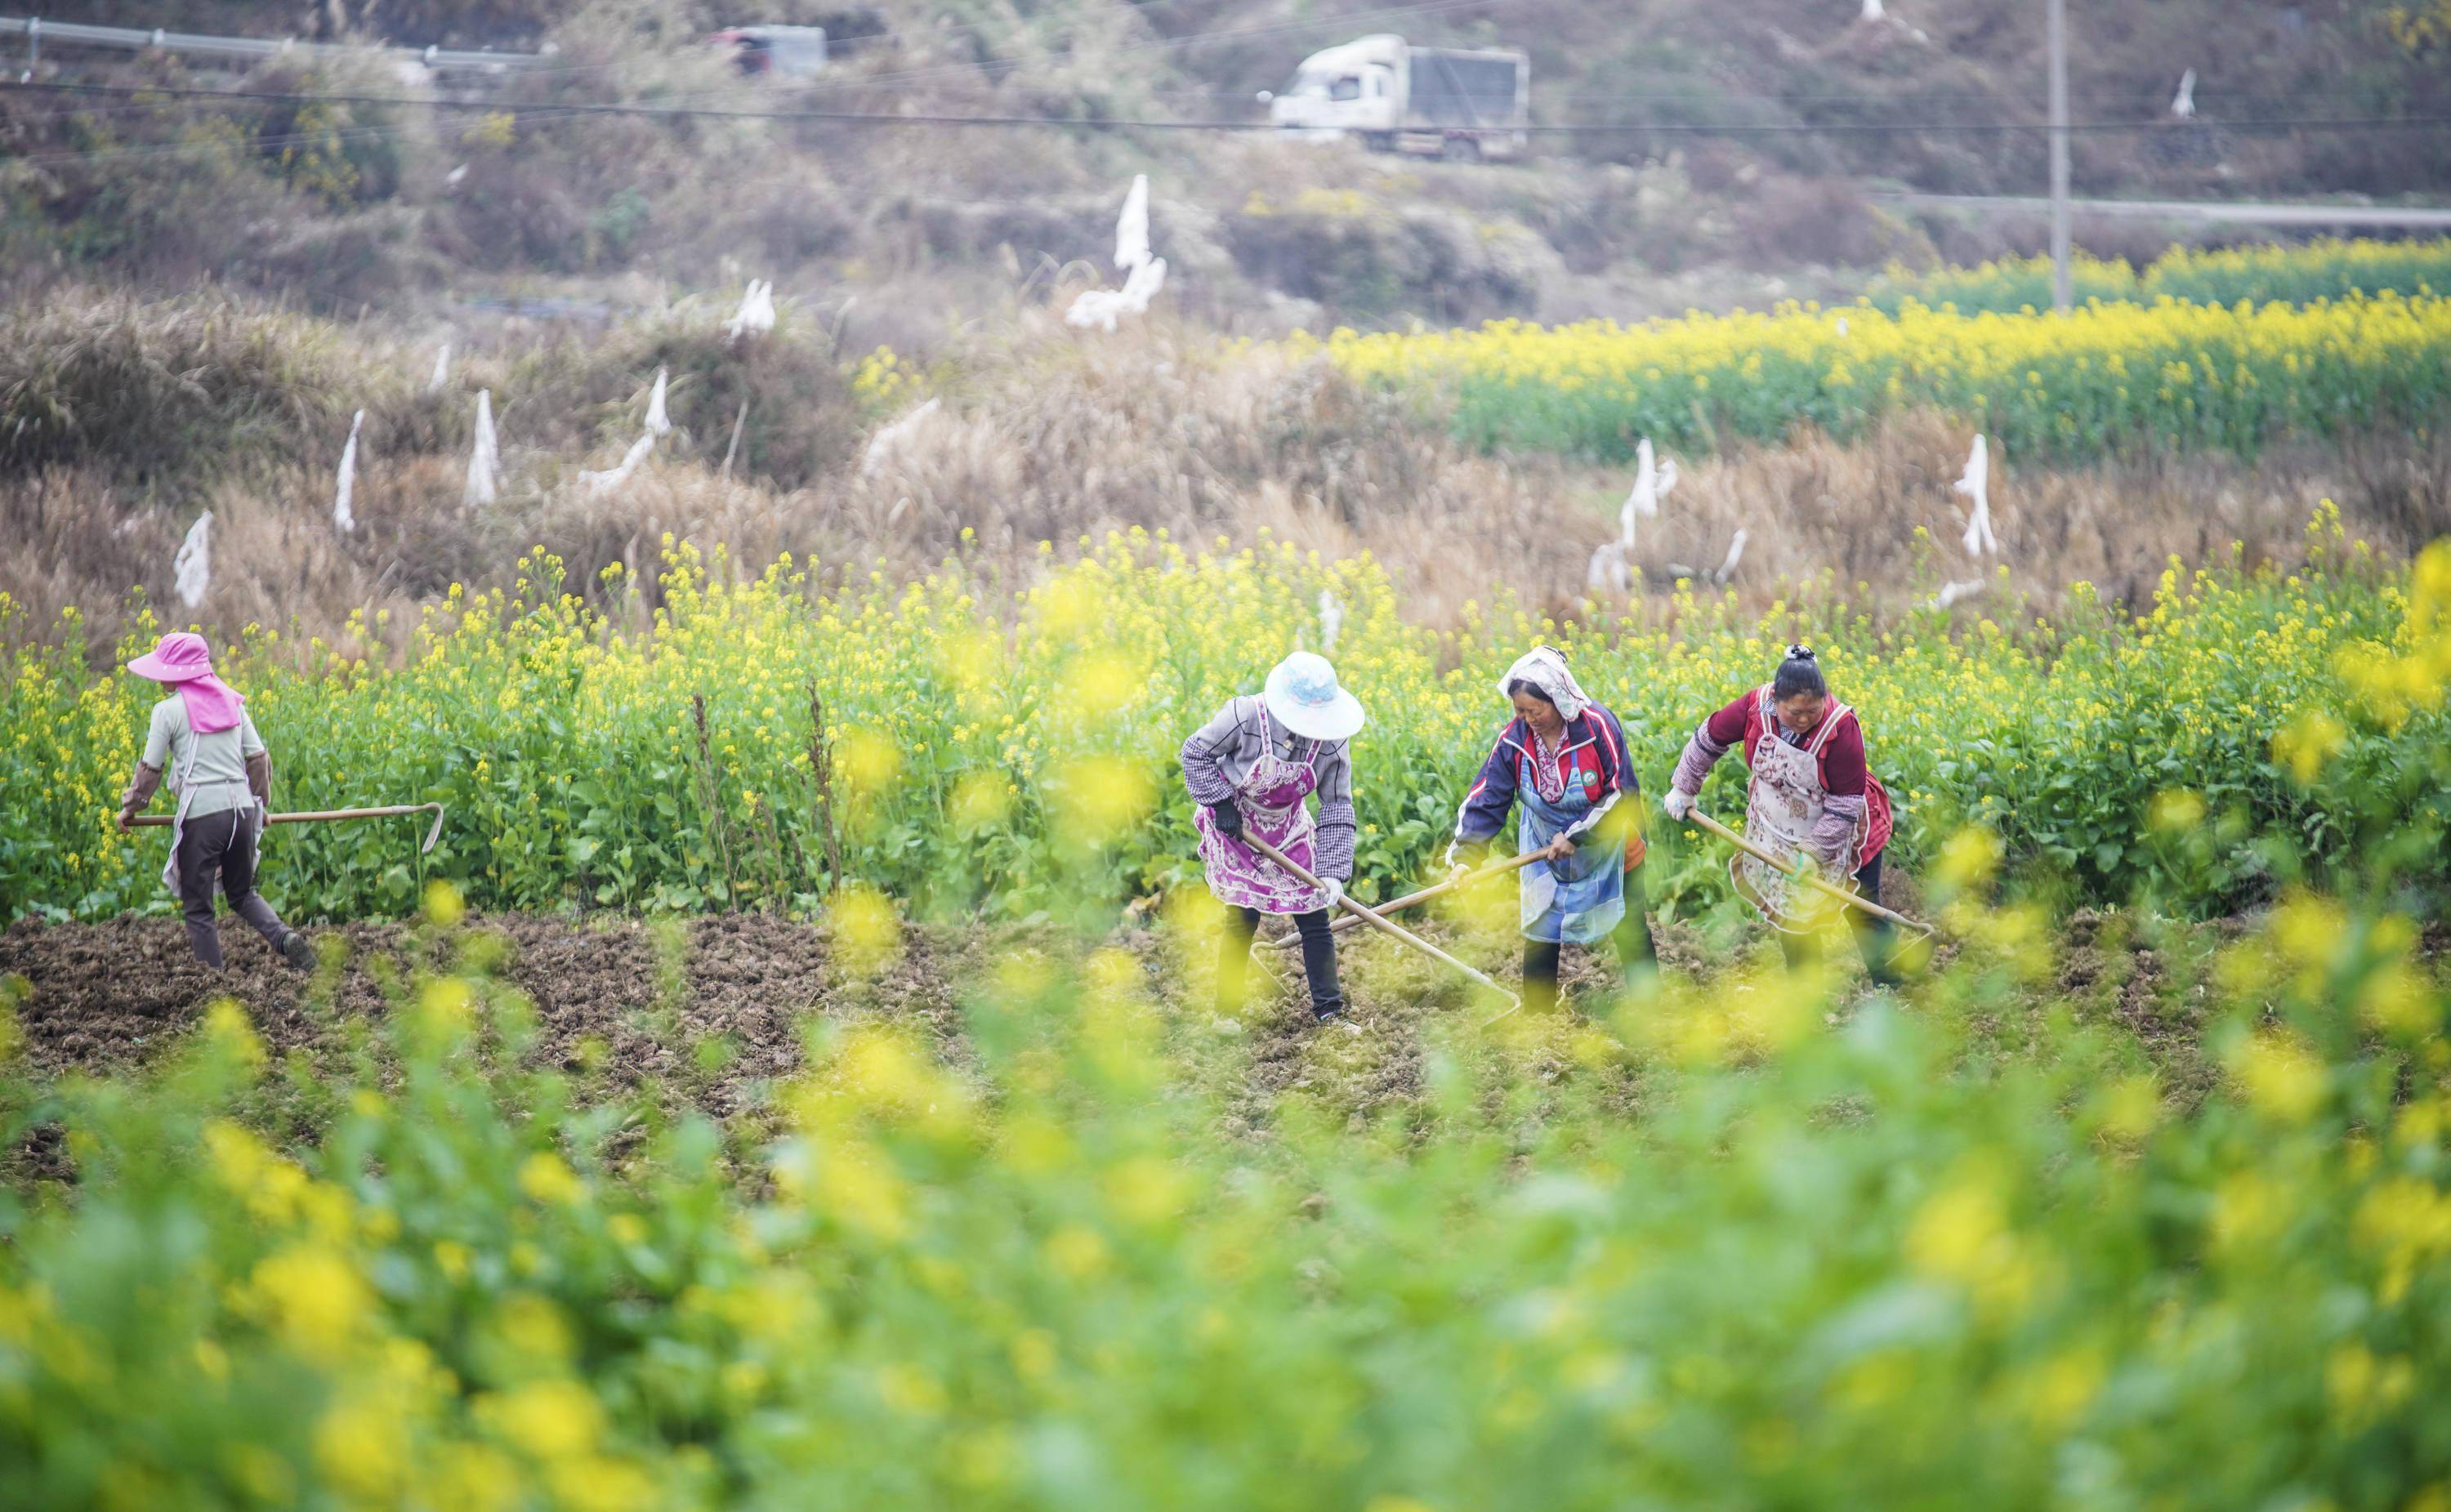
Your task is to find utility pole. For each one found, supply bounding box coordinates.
[2047,0,2073,313]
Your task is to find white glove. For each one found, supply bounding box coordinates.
[1321,878,1346,910]
[1663,787,1695,821]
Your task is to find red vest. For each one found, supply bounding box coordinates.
[1735,691,1893,863]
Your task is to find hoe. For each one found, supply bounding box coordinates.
[133,802,447,854]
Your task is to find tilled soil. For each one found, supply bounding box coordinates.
[1,907,1708,1123]
[0,912,859,1116]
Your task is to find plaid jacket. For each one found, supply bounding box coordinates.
[1180,695,1355,881]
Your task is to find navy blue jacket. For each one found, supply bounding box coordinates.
[1450,703,1641,859]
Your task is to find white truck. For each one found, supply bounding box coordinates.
[708,25,827,78]
[1263,34,1529,161]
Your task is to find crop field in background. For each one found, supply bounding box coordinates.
[1324,288,2451,465]
[1865,237,2451,318]
[1319,234,2451,471]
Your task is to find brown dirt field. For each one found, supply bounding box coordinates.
[0,912,947,1115]
[0,907,1715,1124]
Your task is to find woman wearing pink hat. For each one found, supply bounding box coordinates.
[114,632,315,971]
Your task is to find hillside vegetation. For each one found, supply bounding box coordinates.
[7,0,2449,334]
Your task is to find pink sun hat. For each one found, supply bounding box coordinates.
[127,632,246,734]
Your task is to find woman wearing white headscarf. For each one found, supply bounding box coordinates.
[1445,646,1657,1015]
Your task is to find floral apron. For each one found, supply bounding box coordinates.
[1517,739,1626,946]
[158,729,261,896]
[1194,703,1329,916]
[1730,688,1865,934]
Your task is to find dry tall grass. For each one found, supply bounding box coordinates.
[7,299,2441,664]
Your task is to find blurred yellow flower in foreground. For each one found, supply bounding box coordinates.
[829,882,901,977]
[2229,1030,2327,1124]
[480,1378,603,1462]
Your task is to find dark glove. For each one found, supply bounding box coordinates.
[1207,801,1243,837]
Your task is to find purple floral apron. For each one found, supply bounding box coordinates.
[1193,702,1330,915]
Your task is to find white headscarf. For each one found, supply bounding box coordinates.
[1498,645,1592,722]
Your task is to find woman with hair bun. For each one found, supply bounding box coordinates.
[1659,645,1900,985]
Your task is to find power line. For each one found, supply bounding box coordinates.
[10,78,2451,142]
[7,75,2382,133]
[5,118,433,171]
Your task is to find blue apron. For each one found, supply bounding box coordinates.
[1518,766,1626,945]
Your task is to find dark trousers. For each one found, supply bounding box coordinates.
[1778,850,1902,987]
[1521,863,1659,1015]
[1219,907,1345,1019]
[176,807,290,970]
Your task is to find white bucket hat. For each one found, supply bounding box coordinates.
[1263,651,1366,742]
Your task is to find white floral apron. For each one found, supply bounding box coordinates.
[1730,688,1865,934]
[1193,703,1330,916]
[159,728,262,896]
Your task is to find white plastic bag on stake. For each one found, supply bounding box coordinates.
[1067,175,1167,332]
[1618,435,1678,554]
[1067,257,1168,331]
[174,511,212,609]
[725,280,776,342]
[333,408,364,533]
[1114,173,1151,272]
[465,390,498,507]
[644,367,671,436]
[860,397,942,479]
[1714,528,1748,584]
[1118,254,1167,313]
[1953,434,1999,557]
[580,430,657,497]
[1585,542,1629,596]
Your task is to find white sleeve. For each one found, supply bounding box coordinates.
[141,700,176,769]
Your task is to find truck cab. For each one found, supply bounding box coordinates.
[709,25,827,78]
[1267,34,1408,137]
[1266,34,1529,160]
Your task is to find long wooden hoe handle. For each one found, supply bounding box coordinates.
[1239,832,1520,1012]
[1270,849,1546,948]
[132,803,449,855]
[1687,809,1931,936]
